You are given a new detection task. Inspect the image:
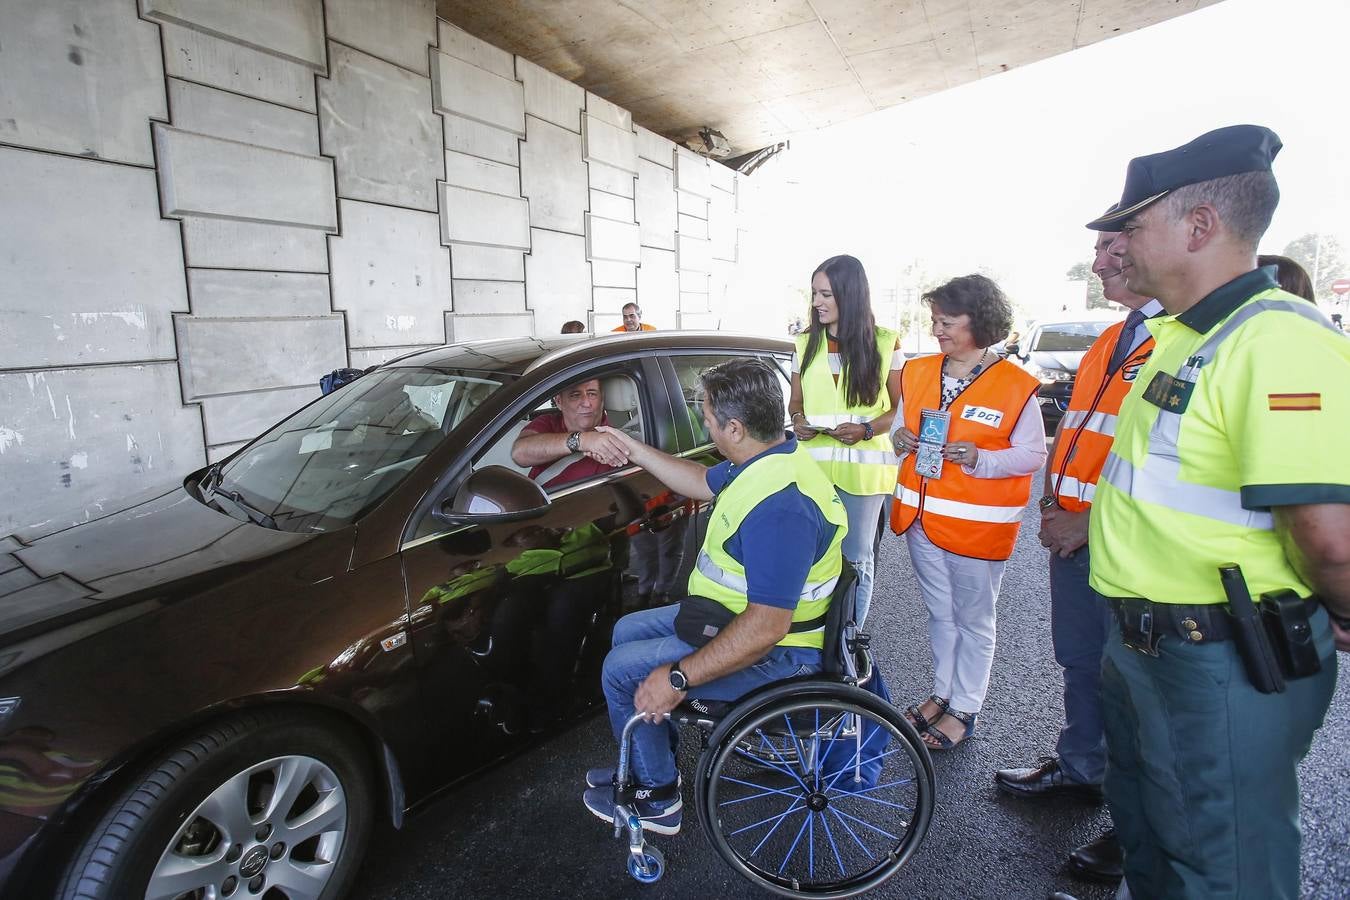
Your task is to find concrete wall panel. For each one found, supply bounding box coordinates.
[678,214,709,240]
[637,247,678,319]
[517,57,583,132]
[709,161,736,194]
[594,288,638,322]
[710,187,737,261]
[180,217,330,272]
[679,311,718,330]
[443,114,520,165]
[674,148,712,199]
[635,126,675,168]
[524,229,590,333]
[680,269,711,293]
[167,79,319,155]
[520,117,587,234]
[199,385,321,446]
[327,0,435,75]
[330,200,452,348]
[677,191,709,218]
[141,0,326,69]
[0,364,205,534]
[445,150,520,197]
[680,292,710,313]
[448,313,535,342]
[592,262,638,290]
[588,161,635,199]
[583,114,638,174]
[451,280,526,315]
[676,234,712,274]
[636,160,677,251]
[188,271,331,318]
[586,214,641,265]
[439,184,530,250]
[155,126,337,229]
[320,43,441,211]
[438,22,514,79]
[0,0,165,165]
[586,92,632,131]
[431,51,525,136]
[176,315,345,399]
[1,149,187,370]
[590,191,635,222]
[450,245,525,281]
[159,21,317,112]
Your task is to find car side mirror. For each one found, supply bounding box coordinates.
[435,465,551,526]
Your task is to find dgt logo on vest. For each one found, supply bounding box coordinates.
[959,405,1005,428]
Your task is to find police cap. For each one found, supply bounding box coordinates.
[1085,124,1282,231]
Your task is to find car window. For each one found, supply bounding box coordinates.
[472,372,644,494]
[670,354,790,449]
[206,367,509,533]
[1031,321,1112,352]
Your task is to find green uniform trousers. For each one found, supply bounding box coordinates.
[1101,607,1337,899]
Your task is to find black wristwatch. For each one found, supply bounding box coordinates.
[566,431,582,452]
[668,662,689,692]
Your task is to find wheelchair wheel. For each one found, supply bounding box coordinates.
[697,684,934,898]
[627,846,666,883]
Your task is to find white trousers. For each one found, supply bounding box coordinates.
[905,524,1006,714]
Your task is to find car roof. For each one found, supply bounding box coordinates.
[377,331,793,376]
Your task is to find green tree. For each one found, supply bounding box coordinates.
[1280,233,1347,304]
[1067,261,1109,309]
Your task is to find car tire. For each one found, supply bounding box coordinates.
[57,709,374,900]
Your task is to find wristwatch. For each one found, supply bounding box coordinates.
[668,661,689,692]
[566,431,582,452]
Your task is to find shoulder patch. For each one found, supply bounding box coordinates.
[1268,392,1321,411]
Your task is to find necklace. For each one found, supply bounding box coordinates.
[940,349,990,410]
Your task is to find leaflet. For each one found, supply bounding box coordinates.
[915,408,950,479]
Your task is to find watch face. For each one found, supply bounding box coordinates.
[669,667,687,690]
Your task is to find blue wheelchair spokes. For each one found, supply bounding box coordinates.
[702,691,930,897]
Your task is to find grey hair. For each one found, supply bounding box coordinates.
[699,358,784,442]
[1160,170,1279,248]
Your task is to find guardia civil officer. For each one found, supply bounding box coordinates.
[1083,125,1348,899]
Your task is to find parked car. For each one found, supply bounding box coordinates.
[1008,317,1120,431]
[0,332,795,900]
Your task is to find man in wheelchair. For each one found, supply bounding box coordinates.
[581,358,849,835]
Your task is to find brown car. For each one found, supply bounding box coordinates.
[0,332,794,900]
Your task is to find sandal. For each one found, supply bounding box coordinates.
[904,695,949,732]
[922,709,977,751]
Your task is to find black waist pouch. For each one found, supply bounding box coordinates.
[674,596,737,647]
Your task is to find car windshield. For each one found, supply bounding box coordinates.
[1032,321,1113,352]
[201,367,511,533]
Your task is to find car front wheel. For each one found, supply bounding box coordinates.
[58,710,374,900]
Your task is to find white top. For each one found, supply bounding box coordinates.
[888,380,1048,479]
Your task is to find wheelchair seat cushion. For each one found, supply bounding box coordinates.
[676,696,736,720]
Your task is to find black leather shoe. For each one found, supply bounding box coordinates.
[1067,828,1123,883]
[994,756,1103,802]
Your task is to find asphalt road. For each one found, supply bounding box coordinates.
[351,475,1349,900]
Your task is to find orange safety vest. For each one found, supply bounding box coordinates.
[1047,321,1154,512]
[890,355,1040,560]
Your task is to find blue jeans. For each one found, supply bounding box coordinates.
[601,604,822,787]
[1049,545,1113,785]
[838,490,887,627]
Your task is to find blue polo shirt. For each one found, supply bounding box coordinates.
[704,437,839,610]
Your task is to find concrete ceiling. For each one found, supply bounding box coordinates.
[437,0,1218,159]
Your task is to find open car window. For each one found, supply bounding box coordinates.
[671,354,791,450]
[471,372,645,493]
[202,367,509,533]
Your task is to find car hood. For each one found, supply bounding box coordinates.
[0,483,316,642]
[1027,350,1085,372]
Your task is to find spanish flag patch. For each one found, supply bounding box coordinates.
[1268,392,1321,411]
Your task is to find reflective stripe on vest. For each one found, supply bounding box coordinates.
[694,550,839,604]
[892,487,1024,524]
[796,327,900,496]
[1099,297,1333,530]
[1060,409,1117,437]
[1054,474,1096,505]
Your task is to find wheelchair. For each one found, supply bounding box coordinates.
[609,564,936,897]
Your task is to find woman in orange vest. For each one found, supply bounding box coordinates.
[889,275,1047,750]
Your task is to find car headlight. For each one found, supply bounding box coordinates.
[1028,364,1073,384]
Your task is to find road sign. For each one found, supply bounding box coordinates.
[1332,278,1350,296]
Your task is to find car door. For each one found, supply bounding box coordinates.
[397,356,678,793]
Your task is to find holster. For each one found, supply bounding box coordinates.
[1230,612,1286,694]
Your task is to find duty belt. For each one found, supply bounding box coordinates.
[1108,595,1321,645]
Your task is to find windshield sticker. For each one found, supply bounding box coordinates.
[959,405,1005,428]
[299,431,334,454]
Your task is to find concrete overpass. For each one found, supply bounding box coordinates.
[0,0,1206,532]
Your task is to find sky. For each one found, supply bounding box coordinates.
[725,0,1350,336]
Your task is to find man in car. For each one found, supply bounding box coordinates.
[578,358,848,835]
[511,379,631,489]
[612,301,657,332]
